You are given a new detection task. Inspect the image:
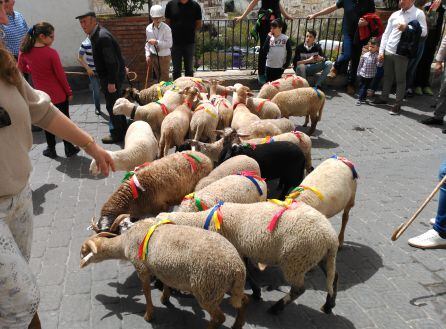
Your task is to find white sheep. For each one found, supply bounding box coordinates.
[179,172,267,212]
[258,74,309,99]
[94,151,213,233]
[195,154,260,190]
[190,101,219,142]
[231,84,260,131]
[80,219,249,328]
[158,201,339,314]
[286,156,358,247]
[271,87,326,136]
[174,77,209,94]
[246,97,281,119]
[210,95,233,129]
[89,121,158,176]
[113,90,184,139]
[260,118,295,133]
[237,120,282,139]
[123,81,175,105]
[209,78,233,99]
[247,131,313,172]
[158,87,201,158]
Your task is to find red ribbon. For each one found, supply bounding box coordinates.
[129,179,139,199]
[182,153,198,173]
[256,100,267,113]
[233,102,243,110]
[267,207,288,232]
[184,99,193,109]
[238,170,265,181]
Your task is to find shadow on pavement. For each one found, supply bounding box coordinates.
[311,136,339,149]
[32,183,58,215]
[54,155,93,178]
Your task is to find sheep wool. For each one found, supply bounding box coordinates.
[190,101,219,142]
[258,74,309,99]
[245,97,281,119]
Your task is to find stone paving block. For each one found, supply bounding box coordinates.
[65,270,92,295]
[47,229,72,248]
[365,308,408,329]
[92,260,120,281]
[399,263,443,286]
[60,294,91,323]
[91,303,123,329]
[38,310,59,329]
[42,246,69,267]
[330,298,374,328]
[380,293,429,322]
[37,264,65,286]
[92,279,121,305]
[348,285,385,310]
[39,285,63,311]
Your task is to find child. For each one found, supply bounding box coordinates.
[263,19,292,83]
[356,37,381,105]
[145,5,172,86]
[18,22,79,158]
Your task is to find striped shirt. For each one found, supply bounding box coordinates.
[0,11,28,57]
[78,37,96,71]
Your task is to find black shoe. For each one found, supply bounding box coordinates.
[372,98,388,105]
[65,146,80,157]
[43,148,57,159]
[389,105,401,115]
[442,128,446,134]
[95,108,101,115]
[31,125,42,132]
[101,135,123,144]
[421,117,444,125]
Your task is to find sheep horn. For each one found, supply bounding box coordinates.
[80,252,94,269]
[96,232,118,238]
[86,240,98,254]
[110,214,131,233]
[89,217,100,233]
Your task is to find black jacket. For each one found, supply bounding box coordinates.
[396,20,422,58]
[90,25,126,85]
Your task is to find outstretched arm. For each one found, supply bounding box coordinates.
[280,3,294,20]
[307,4,337,20]
[234,0,260,22]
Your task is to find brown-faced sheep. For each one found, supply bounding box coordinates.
[123,81,175,105]
[245,97,281,119]
[80,219,248,328]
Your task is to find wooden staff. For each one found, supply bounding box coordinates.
[65,71,88,76]
[391,175,446,241]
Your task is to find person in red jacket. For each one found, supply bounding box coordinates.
[18,22,79,159]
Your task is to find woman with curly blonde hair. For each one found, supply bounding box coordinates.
[0,2,114,328]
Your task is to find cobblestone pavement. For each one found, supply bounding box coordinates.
[28,88,445,329]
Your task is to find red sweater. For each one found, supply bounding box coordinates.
[18,46,72,105]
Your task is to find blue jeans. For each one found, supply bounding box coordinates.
[406,37,426,89]
[90,75,101,111]
[370,66,384,92]
[358,77,373,101]
[295,61,333,87]
[433,160,446,237]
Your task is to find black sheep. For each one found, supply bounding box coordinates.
[218,141,306,200]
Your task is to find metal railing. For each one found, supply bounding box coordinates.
[195,17,344,71]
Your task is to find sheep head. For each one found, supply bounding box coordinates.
[122,87,140,103]
[80,232,118,268]
[217,128,250,165]
[113,98,135,116]
[179,86,202,108]
[233,85,253,104]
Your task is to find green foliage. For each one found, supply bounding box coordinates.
[103,0,146,17]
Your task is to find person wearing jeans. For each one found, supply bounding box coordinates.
[408,160,446,248]
[78,36,101,115]
[165,0,202,80]
[293,29,333,89]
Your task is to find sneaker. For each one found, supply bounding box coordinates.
[327,67,337,78]
[95,108,101,115]
[389,104,401,115]
[356,100,362,106]
[406,88,414,97]
[346,85,355,95]
[429,218,436,225]
[42,148,57,159]
[257,75,266,85]
[65,146,80,158]
[414,86,423,96]
[423,86,434,96]
[408,229,446,249]
[421,116,444,125]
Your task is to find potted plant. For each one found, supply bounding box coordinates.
[98,0,151,85]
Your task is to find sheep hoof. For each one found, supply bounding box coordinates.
[144,311,154,322]
[268,301,285,315]
[251,291,262,301]
[320,304,333,314]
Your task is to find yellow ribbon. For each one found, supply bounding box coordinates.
[286,185,324,201]
[139,219,173,260]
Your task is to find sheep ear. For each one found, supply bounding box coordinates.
[247,92,254,97]
[87,240,98,254]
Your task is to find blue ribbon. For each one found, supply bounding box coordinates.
[331,155,358,179]
[239,174,263,195]
[313,87,322,99]
[203,201,224,230]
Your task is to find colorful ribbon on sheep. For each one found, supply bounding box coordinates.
[241,143,256,150]
[292,130,302,140]
[331,155,358,179]
[211,96,229,109]
[191,78,207,93]
[286,185,324,201]
[121,162,151,199]
[313,87,322,99]
[138,219,174,260]
[284,75,302,88]
[195,103,218,119]
[256,99,269,113]
[203,201,224,231]
[155,100,169,115]
[261,136,274,144]
[183,192,209,211]
[268,81,281,89]
[182,153,202,173]
[237,170,265,196]
[267,198,299,232]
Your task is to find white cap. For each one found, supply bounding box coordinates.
[150,5,164,18]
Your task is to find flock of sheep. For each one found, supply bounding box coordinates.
[81,75,358,329]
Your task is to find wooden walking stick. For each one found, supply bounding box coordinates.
[391,175,446,241]
[144,60,151,89]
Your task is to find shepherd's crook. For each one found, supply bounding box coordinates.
[391,175,446,241]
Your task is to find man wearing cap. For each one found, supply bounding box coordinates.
[165,0,202,80]
[145,5,172,85]
[0,0,28,59]
[76,11,127,144]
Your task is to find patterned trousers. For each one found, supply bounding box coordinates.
[0,184,40,328]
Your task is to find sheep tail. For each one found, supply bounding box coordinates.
[229,268,246,309]
[193,124,204,142]
[325,243,337,296]
[317,91,325,122]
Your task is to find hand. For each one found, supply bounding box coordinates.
[86,68,95,77]
[86,143,115,177]
[434,61,443,76]
[378,53,384,63]
[430,0,441,12]
[108,83,117,93]
[397,23,407,32]
[148,39,157,45]
[358,18,368,27]
[125,67,129,75]
[68,95,73,102]
[307,14,316,20]
[234,16,243,23]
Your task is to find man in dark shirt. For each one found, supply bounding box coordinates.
[165,0,202,80]
[293,29,333,89]
[307,0,375,95]
[76,11,128,144]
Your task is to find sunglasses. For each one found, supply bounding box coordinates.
[0,106,11,128]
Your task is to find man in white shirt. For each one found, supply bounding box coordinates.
[373,0,427,115]
[145,5,173,86]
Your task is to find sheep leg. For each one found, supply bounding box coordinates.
[202,305,225,329]
[244,257,262,300]
[339,205,353,249]
[268,281,305,314]
[136,268,154,322]
[308,114,318,136]
[303,115,309,127]
[28,312,41,329]
[318,260,339,314]
[232,294,249,329]
[160,286,171,305]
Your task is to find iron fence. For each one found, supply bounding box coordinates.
[195,17,344,71]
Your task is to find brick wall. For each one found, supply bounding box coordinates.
[98,15,149,87]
